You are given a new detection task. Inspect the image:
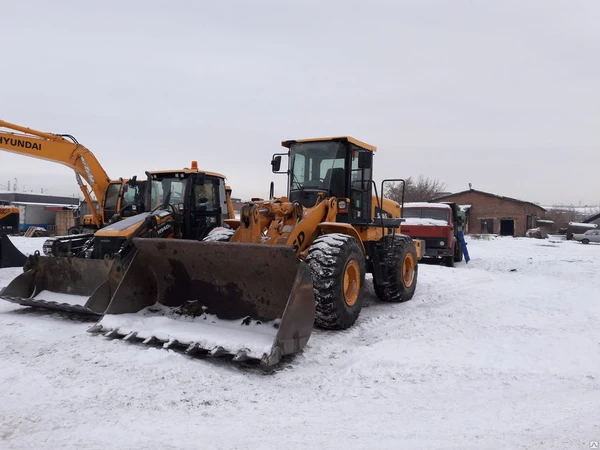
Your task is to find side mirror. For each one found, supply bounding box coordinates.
[358,152,372,169]
[128,175,137,187]
[271,155,282,172]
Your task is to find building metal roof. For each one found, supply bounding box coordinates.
[431,189,546,212]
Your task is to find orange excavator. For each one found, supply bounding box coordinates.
[0,119,146,257]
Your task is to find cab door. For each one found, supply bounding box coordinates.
[184,174,224,240]
[348,149,373,225]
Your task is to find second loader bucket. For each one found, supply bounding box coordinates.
[0,253,124,315]
[89,237,316,367]
[0,233,27,268]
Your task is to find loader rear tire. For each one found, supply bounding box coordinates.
[373,234,418,303]
[306,233,365,330]
[202,227,234,242]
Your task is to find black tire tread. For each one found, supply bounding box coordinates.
[305,233,365,330]
[373,234,418,303]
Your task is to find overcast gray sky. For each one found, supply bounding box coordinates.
[1,0,598,205]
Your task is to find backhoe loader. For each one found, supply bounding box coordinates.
[0,162,240,316]
[0,119,146,258]
[90,136,420,367]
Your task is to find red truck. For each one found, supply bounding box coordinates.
[400,202,464,267]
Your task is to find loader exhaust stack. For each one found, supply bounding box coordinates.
[89,238,316,366]
[0,253,124,315]
[0,233,27,268]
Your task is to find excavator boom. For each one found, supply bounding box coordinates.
[0,119,113,227]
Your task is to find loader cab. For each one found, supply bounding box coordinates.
[146,168,229,241]
[276,137,375,225]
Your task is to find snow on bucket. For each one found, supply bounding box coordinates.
[90,237,316,366]
[0,253,124,315]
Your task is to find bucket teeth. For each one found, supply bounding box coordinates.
[142,336,156,345]
[185,343,201,355]
[87,324,104,334]
[123,331,138,341]
[209,346,226,357]
[163,339,179,349]
[104,329,119,338]
[232,350,250,362]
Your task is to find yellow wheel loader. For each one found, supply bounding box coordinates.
[91,136,421,367]
[0,162,239,315]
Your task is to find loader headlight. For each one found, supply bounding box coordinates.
[338,200,347,210]
[440,240,445,246]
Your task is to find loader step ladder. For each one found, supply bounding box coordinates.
[24,226,37,237]
[457,231,470,263]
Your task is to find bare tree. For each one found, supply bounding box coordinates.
[385,175,447,203]
[544,206,594,231]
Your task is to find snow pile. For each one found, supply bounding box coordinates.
[3,236,46,255]
[0,236,599,449]
[403,201,451,209]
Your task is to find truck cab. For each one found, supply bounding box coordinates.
[400,201,464,267]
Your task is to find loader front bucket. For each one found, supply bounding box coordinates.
[0,233,27,268]
[0,253,124,315]
[90,237,316,367]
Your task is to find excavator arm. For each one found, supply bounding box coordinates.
[0,119,112,227]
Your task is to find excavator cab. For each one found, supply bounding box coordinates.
[103,179,147,222]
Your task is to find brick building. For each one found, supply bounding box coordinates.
[431,189,546,237]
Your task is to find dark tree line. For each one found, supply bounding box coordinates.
[385,175,447,203]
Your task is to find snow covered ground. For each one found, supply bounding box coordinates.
[1,236,599,449]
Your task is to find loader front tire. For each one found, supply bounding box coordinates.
[306,233,365,330]
[373,234,418,303]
